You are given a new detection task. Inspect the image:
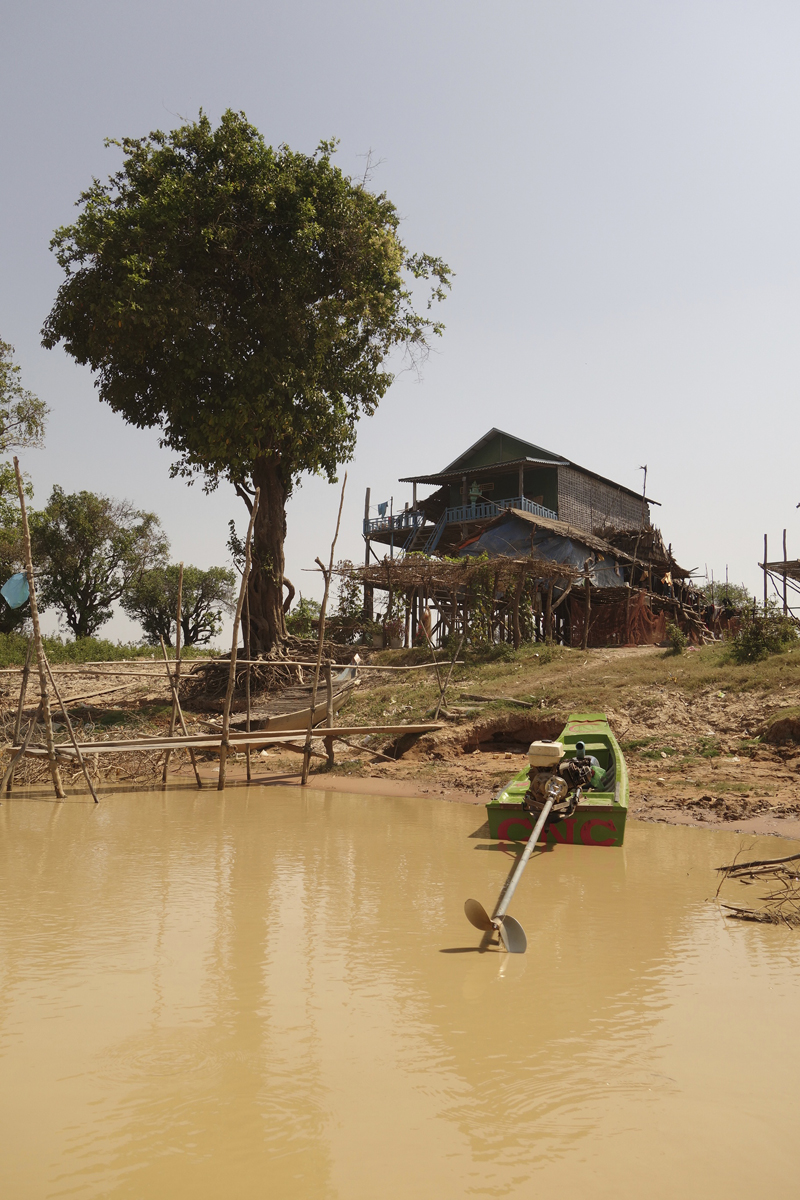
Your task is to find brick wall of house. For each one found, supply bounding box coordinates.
[557,467,648,533]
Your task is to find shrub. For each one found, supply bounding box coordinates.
[285,594,321,638]
[666,623,688,654]
[0,633,214,667]
[727,604,798,664]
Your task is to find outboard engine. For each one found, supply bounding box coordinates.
[525,739,597,823]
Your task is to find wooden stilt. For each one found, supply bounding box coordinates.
[764,533,768,614]
[7,636,33,793]
[13,457,64,799]
[219,490,260,791]
[161,562,184,784]
[302,476,347,785]
[783,529,788,616]
[544,582,554,644]
[582,561,591,651]
[159,637,203,788]
[511,573,524,650]
[44,654,100,803]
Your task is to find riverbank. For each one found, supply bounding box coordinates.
[6,639,800,840]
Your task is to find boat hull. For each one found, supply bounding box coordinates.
[486,712,629,846]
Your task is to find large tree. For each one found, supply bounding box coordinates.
[122,563,235,647]
[42,110,450,653]
[31,487,168,638]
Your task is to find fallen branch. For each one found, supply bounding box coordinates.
[717,851,800,874]
[334,735,395,763]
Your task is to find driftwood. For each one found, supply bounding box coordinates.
[717,851,800,927]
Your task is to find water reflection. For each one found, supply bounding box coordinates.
[1,789,799,1198]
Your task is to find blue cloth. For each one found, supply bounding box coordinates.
[1,572,29,609]
[377,501,389,518]
[459,514,626,587]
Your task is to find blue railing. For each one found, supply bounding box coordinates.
[363,510,425,537]
[424,511,449,554]
[363,496,558,552]
[443,496,557,524]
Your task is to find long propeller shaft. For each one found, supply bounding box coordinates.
[493,797,553,921]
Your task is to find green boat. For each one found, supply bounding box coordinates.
[486,712,629,847]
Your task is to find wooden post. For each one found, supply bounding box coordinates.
[161,562,184,784]
[13,457,64,799]
[544,581,554,644]
[302,474,347,785]
[412,482,417,510]
[783,528,788,615]
[44,654,100,803]
[219,490,260,791]
[160,637,203,788]
[7,636,33,793]
[324,662,335,767]
[582,562,591,651]
[518,464,524,501]
[764,533,768,613]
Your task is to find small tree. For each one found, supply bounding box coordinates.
[0,462,33,632]
[728,602,798,664]
[122,563,236,646]
[698,580,752,612]
[0,338,48,452]
[31,487,168,638]
[0,342,47,631]
[327,559,365,643]
[42,110,450,654]
[285,595,321,639]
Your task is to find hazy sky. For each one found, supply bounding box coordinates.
[2,0,799,640]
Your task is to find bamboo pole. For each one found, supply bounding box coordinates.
[16,722,444,758]
[219,489,260,791]
[159,637,203,788]
[0,700,43,790]
[324,662,334,766]
[783,529,788,616]
[434,635,465,720]
[13,457,64,798]
[44,654,100,803]
[162,563,184,783]
[7,636,33,793]
[0,658,462,676]
[302,474,347,785]
[764,533,768,613]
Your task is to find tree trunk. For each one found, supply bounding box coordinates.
[247,457,289,654]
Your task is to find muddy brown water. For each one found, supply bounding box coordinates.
[1,788,798,1199]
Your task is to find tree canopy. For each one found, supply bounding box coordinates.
[122,563,235,646]
[42,110,450,652]
[31,487,168,638]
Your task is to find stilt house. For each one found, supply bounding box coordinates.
[363,428,653,560]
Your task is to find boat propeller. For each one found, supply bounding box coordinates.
[464,899,527,953]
